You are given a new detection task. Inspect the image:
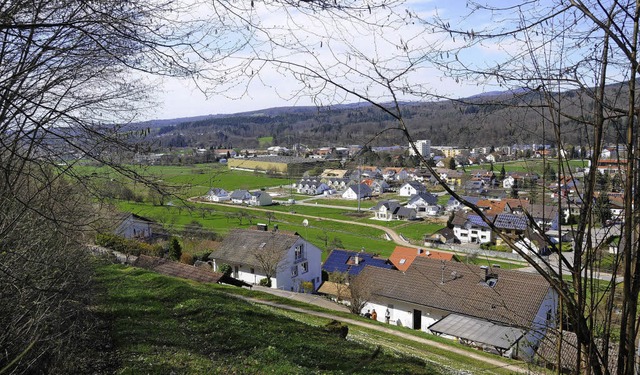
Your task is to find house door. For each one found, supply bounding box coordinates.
[413,309,422,330]
[233,266,239,278]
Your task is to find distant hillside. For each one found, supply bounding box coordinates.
[142,85,629,150]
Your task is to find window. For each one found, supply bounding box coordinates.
[250,268,255,274]
[294,244,304,260]
[291,265,298,277]
[301,262,309,273]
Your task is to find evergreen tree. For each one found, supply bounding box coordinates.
[169,238,182,260]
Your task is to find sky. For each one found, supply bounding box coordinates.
[145,1,531,121]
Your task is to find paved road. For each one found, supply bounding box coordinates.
[233,287,533,374]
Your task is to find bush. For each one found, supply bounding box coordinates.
[259,277,272,287]
[301,281,314,293]
[179,253,194,265]
[324,320,348,339]
[169,238,182,260]
[219,263,232,277]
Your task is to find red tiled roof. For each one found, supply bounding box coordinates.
[389,246,454,272]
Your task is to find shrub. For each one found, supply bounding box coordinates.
[259,277,272,287]
[324,320,348,339]
[301,281,314,293]
[179,253,194,265]
[169,238,182,260]
[219,263,232,277]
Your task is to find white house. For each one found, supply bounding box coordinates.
[398,181,427,197]
[230,189,251,204]
[450,211,493,244]
[359,257,558,361]
[342,183,372,200]
[502,175,515,189]
[205,187,231,202]
[370,200,417,221]
[113,213,155,240]
[405,192,440,217]
[249,191,273,206]
[209,228,323,292]
[296,177,331,195]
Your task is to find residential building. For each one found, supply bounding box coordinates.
[405,192,440,217]
[342,183,373,200]
[209,228,322,292]
[204,187,231,202]
[359,257,558,361]
[398,181,427,197]
[408,140,431,157]
[450,211,493,244]
[249,191,273,206]
[230,189,251,204]
[370,200,417,221]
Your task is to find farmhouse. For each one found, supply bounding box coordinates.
[360,257,557,360]
[209,228,322,292]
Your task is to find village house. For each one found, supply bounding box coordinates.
[445,195,481,212]
[492,213,529,245]
[398,181,427,197]
[342,183,373,200]
[209,228,322,292]
[405,192,440,217]
[450,211,493,244]
[359,257,558,361]
[113,213,157,240]
[230,189,251,204]
[204,187,231,202]
[423,227,458,247]
[370,200,417,221]
[248,191,273,206]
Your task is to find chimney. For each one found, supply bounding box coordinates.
[480,265,489,281]
[354,256,360,265]
[417,248,423,255]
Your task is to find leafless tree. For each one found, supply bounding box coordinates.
[0,0,403,372]
[202,1,640,373]
[252,238,287,287]
[328,271,351,303]
[347,271,375,315]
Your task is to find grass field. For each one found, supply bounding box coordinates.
[95,264,446,374]
[94,263,528,374]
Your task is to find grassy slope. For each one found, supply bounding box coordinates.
[95,264,446,374]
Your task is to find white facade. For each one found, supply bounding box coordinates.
[214,238,323,292]
[362,287,558,361]
[409,139,431,157]
[398,182,425,197]
[453,221,493,244]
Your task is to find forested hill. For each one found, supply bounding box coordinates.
[143,85,628,149]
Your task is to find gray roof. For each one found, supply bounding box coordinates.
[209,229,300,267]
[360,257,551,327]
[407,192,438,205]
[347,183,372,196]
[230,189,250,199]
[428,313,525,350]
[493,213,529,230]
